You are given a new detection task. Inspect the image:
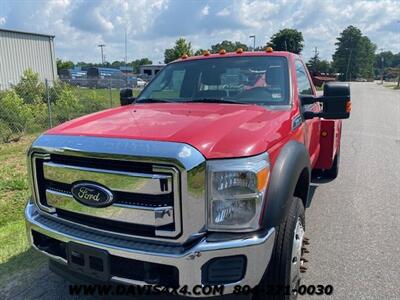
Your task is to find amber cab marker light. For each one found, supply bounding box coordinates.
[181,54,188,59]
[203,50,210,56]
[236,48,244,54]
[321,131,328,137]
[346,101,352,113]
[219,49,226,55]
[265,47,273,53]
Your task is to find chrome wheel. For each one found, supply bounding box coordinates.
[290,217,305,297]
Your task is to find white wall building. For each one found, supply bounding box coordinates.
[140,64,165,80]
[0,28,57,90]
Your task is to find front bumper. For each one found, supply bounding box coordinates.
[25,201,275,296]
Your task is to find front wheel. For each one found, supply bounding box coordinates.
[253,197,306,300]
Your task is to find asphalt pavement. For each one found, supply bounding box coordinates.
[1,82,399,300]
[302,82,400,299]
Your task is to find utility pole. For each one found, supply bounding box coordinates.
[249,35,255,51]
[313,47,319,74]
[345,36,353,82]
[284,40,288,51]
[124,29,128,87]
[345,48,353,81]
[98,44,106,65]
[379,48,384,85]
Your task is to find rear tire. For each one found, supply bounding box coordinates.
[253,197,305,300]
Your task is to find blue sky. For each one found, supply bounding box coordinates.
[1,0,399,64]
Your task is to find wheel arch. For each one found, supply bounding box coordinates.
[262,140,311,229]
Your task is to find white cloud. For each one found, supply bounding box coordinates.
[216,8,230,17]
[202,4,210,16]
[1,0,399,63]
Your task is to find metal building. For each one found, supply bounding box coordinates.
[0,28,57,90]
[140,64,165,80]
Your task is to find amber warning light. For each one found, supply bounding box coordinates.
[346,101,352,113]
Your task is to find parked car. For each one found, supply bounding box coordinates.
[25,48,350,299]
[136,78,147,88]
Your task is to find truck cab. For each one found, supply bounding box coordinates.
[25,49,350,299]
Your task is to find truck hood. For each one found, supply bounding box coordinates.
[46,103,292,159]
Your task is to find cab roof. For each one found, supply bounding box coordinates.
[174,50,297,63]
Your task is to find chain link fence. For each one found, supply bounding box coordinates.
[0,77,144,143]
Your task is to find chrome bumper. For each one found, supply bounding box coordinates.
[25,201,275,296]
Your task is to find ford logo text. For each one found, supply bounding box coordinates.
[71,182,114,208]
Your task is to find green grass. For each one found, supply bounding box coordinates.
[0,89,144,285]
[0,135,46,285]
[315,86,323,91]
[0,88,143,263]
[383,83,400,90]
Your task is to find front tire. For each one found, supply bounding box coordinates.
[253,197,305,300]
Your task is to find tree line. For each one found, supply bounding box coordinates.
[57,25,399,82]
[163,26,399,82]
[56,58,153,74]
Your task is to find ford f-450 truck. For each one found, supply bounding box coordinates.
[25,48,350,299]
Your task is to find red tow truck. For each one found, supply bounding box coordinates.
[25,48,350,299]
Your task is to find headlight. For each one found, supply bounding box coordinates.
[207,152,270,232]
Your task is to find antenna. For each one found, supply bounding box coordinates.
[124,28,128,86]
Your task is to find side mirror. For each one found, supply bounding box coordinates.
[321,82,351,119]
[120,88,135,106]
[300,82,351,120]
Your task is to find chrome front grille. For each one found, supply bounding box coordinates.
[27,135,207,243]
[32,154,181,238]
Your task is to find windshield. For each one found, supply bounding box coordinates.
[137,56,290,105]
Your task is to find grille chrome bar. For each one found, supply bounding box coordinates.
[46,190,174,227]
[43,162,172,195]
[28,135,207,243]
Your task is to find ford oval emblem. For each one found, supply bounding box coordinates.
[71,182,114,208]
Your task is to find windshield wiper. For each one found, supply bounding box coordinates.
[181,98,249,104]
[136,98,174,103]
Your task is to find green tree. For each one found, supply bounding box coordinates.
[56,59,74,72]
[268,29,304,54]
[307,49,321,74]
[306,50,333,74]
[111,61,124,68]
[13,69,45,104]
[332,26,376,81]
[164,38,194,63]
[0,90,33,140]
[194,49,210,56]
[53,88,81,124]
[210,41,248,53]
[131,58,153,73]
[373,51,400,79]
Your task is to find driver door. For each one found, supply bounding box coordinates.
[295,60,320,167]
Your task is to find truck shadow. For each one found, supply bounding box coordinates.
[306,184,318,208]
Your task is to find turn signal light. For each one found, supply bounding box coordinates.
[219,49,226,55]
[265,47,273,53]
[257,168,270,192]
[346,101,352,113]
[236,48,244,54]
[181,54,188,59]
